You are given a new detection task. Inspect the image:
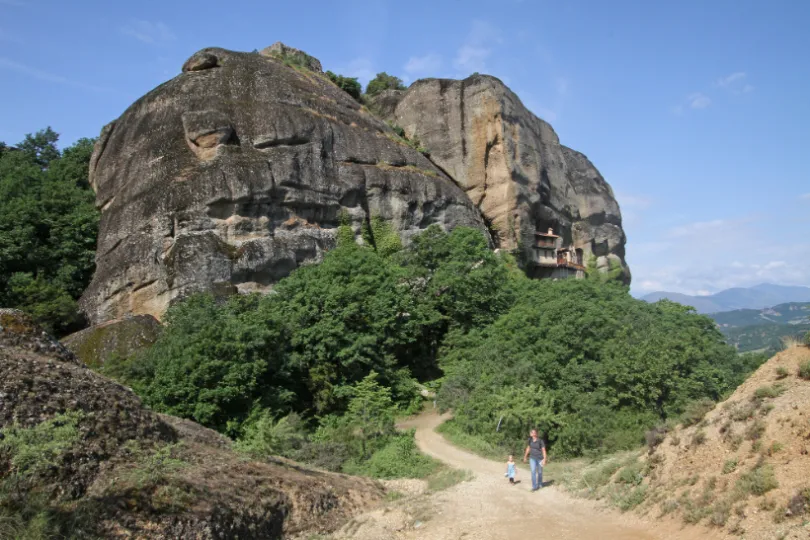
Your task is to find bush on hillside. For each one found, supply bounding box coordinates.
[325,71,362,100]
[365,72,406,97]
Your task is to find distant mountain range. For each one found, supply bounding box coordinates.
[709,302,810,353]
[641,283,810,314]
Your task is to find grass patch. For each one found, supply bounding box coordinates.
[123,441,189,488]
[435,420,505,461]
[426,468,474,492]
[730,401,759,422]
[691,429,707,446]
[609,484,648,511]
[753,384,785,400]
[722,459,738,474]
[582,458,624,490]
[775,366,789,379]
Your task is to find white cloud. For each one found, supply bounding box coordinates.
[404,53,442,76]
[0,57,109,92]
[715,72,746,87]
[799,193,810,201]
[688,92,711,109]
[121,20,175,45]
[454,20,501,74]
[742,84,754,93]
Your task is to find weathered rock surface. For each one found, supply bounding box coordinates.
[0,309,384,538]
[61,314,162,367]
[387,75,630,281]
[81,46,488,324]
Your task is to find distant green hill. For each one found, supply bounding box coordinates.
[709,302,810,352]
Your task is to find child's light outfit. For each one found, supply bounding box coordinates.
[506,462,516,483]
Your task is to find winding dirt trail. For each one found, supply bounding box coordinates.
[388,410,705,540]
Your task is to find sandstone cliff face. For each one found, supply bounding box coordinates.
[80,47,487,324]
[384,75,630,281]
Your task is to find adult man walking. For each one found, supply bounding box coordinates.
[523,428,547,491]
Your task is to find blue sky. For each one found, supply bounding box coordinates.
[2,0,808,296]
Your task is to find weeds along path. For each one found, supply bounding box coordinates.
[394,410,704,540]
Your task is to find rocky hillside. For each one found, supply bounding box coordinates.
[80,43,629,324]
[0,309,384,538]
[561,345,810,540]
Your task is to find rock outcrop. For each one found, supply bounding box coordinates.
[61,314,162,367]
[81,44,630,324]
[80,46,488,324]
[379,74,630,281]
[0,309,384,538]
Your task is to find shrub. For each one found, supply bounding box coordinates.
[709,501,731,526]
[730,401,759,422]
[325,71,361,100]
[745,419,766,441]
[0,411,83,478]
[342,433,439,479]
[613,485,647,511]
[691,429,707,446]
[617,461,645,485]
[775,366,789,379]
[645,425,668,452]
[799,360,810,380]
[766,441,784,456]
[753,384,785,400]
[582,459,623,489]
[365,72,406,97]
[722,459,738,474]
[735,462,778,496]
[787,487,810,516]
[680,398,715,427]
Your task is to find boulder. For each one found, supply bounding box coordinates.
[61,314,162,368]
[80,46,488,324]
[390,74,630,282]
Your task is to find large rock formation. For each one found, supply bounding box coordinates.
[80,47,488,324]
[0,309,384,538]
[81,44,629,324]
[382,75,630,282]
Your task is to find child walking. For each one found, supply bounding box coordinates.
[505,454,517,484]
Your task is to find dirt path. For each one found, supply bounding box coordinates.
[383,410,705,540]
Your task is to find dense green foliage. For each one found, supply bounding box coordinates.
[0,128,98,334]
[365,72,406,97]
[325,70,362,100]
[438,285,760,457]
[107,222,761,471]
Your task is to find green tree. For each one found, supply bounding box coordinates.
[346,371,397,457]
[138,294,296,437]
[325,71,362,101]
[0,129,98,334]
[365,72,406,97]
